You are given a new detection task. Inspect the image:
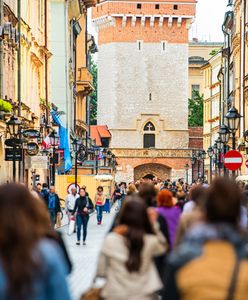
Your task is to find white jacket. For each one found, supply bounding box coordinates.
[96,230,167,300]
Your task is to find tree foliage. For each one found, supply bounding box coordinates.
[188,90,204,127]
[90,58,97,125]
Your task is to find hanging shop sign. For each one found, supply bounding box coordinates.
[5,148,22,161]
[22,129,40,139]
[26,142,39,156]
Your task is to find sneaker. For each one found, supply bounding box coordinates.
[97,221,100,225]
[83,241,86,246]
[76,242,80,246]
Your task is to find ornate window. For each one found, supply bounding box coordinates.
[144,122,155,132]
[143,122,155,148]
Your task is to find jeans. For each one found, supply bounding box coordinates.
[49,209,56,228]
[96,205,104,223]
[76,214,89,242]
[117,198,122,210]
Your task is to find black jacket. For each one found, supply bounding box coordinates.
[72,196,94,215]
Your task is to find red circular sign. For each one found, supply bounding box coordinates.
[224,150,243,171]
[245,160,248,168]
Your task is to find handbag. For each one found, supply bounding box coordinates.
[80,287,102,300]
[226,255,240,300]
[68,216,75,236]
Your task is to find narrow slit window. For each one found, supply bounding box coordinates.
[137,3,142,9]
[137,41,142,50]
[155,4,160,9]
[173,4,178,10]
[149,93,152,101]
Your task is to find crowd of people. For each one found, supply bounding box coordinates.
[1,177,248,299]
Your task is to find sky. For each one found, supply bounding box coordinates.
[190,0,227,42]
[88,0,228,42]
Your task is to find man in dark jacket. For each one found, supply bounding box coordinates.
[72,188,94,245]
[40,183,49,207]
[47,186,61,228]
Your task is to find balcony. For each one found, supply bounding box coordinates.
[76,67,94,96]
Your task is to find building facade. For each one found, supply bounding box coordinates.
[93,0,196,182]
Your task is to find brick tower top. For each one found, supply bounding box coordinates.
[92,0,196,45]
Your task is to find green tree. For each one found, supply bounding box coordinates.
[188,90,204,127]
[90,58,97,125]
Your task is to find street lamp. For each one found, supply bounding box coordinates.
[191,155,197,183]
[94,146,100,174]
[219,124,230,145]
[72,138,81,188]
[6,115,22,182]
[49,130,60,186]
[102,148,107,166]
[184,163,189,184]
[225,107,241,150]
[107,150,112,166]
[207,146,214,183]
[201,150,207,181]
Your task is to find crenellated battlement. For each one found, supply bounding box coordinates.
[92,0,196,44]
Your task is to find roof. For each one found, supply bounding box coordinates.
[90,125,111,146]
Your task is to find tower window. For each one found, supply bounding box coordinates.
[144,134,155,148]
[144,122,155,131]
[137,3,142,9]
[173,4,178,10]
[149,93,152,101]
[137,40,143,50]
[155,4,160,9]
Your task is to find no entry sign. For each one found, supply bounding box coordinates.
[224,150,243,171]
[245,160,248,168]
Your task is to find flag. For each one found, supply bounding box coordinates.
[51,110,72,173]
[42,134,51,149]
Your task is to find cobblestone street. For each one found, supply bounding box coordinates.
[59,210,115,300]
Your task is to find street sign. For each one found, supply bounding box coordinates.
[22,129,40,138]
[26,142,39,156]
[224,150,243,171]
[5,148,22,161]
[245,160,248,168]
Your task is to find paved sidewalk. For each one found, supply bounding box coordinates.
[59,210,116,300]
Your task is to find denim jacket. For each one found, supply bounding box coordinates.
[0,239,72,300]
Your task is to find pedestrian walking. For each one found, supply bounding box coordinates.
[47,186,61,228]
[65,187,79,222]
[96,196,167,300]
[39,182,49,206]
[0,183,71,300]
[164,178,248,300]
[156,189,181,250]
[95,186,106,225]
[72,188,94,245]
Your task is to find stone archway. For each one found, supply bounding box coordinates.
[134,163,171,182]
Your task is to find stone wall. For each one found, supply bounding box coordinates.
[98,42,189,149]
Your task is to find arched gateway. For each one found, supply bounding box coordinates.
[134,163,171,182]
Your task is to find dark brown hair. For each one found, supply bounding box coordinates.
[0,183,50,299]
[118,196,154,272]
[138,183,157,207]
[189,185,207,206]
[205,178,241,226]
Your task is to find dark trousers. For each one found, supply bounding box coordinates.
[49,209,56,227]
[76,214,89,242]
[96,205,104,223]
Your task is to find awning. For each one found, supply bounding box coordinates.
[90,125,111,146]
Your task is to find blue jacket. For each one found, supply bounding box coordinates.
[0,239,72,300]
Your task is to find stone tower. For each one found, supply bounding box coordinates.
[92,0,196,182]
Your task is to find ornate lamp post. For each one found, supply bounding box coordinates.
[201,150,207,181]
[48,130,60,186]
[219,124,230,175]
[107,150,112,166]
[6,115,22,182]
[94,146,100,175]
[225,107,241,150]
[213,142,219,177]
[191,155,197,183]
[207,146,214,183]
[72,138,81,188]
[184,163,189,184]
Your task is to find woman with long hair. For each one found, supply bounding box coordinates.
[94,186,106,225]
[96,196,167,300]
[0,183,71,300]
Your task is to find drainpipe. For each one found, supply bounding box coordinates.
[44,0,49,126]
[17,0,22,182]
[0,0,3,98]
[242,0,246,134]
[240,0,245,136]
[65,0,69,132]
